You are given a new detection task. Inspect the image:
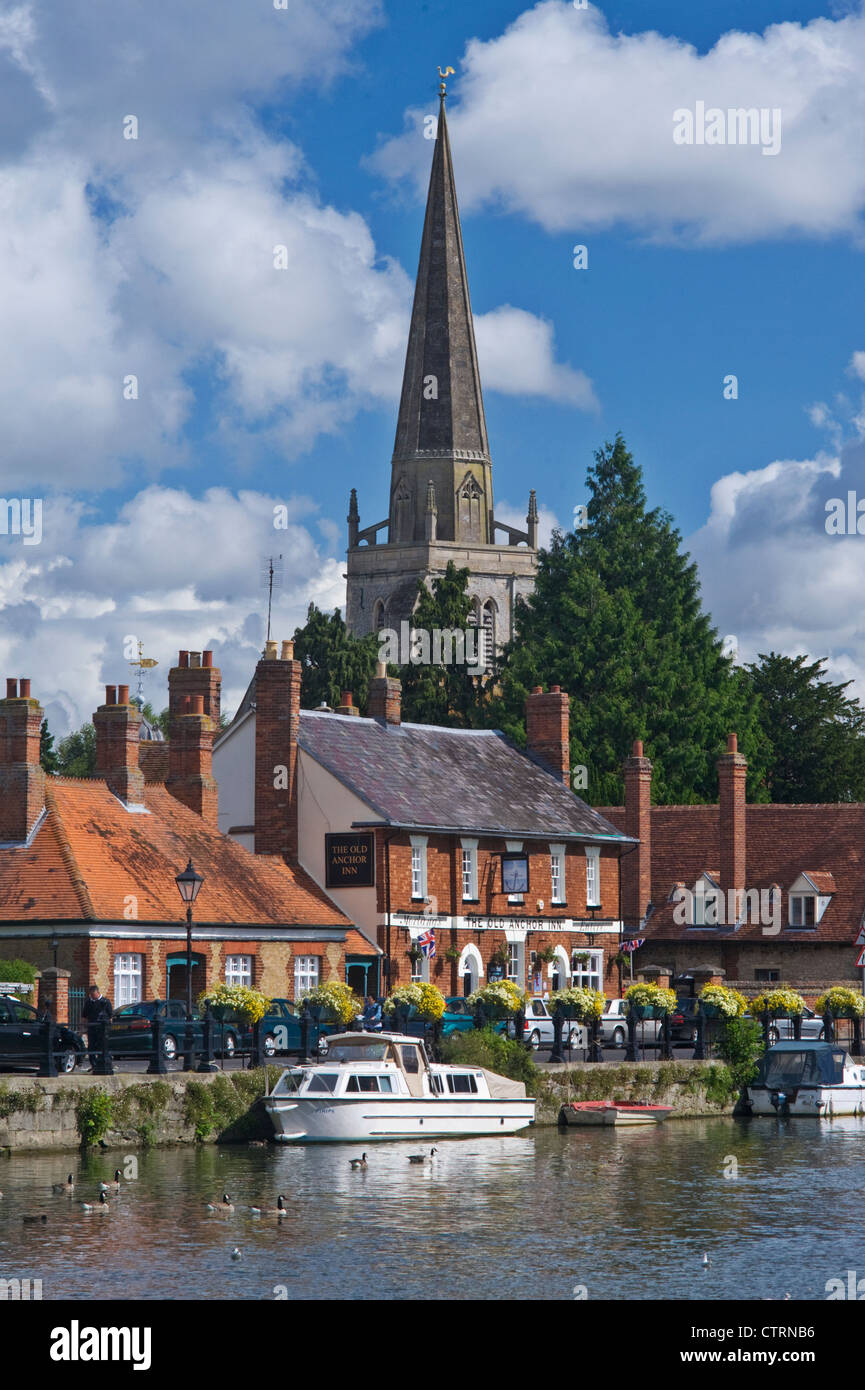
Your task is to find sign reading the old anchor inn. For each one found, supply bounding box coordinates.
[325,832,375,888]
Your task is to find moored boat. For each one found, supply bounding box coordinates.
[747,1040,865,1117]
[559,1101,673,1127]
[263,1031,536,1142]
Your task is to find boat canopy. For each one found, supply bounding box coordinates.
[756,1041,847,1089]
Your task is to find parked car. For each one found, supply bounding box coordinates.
[107,1000,225,1061]
[765,1006,826,1046]
[599,998,663,1048]
[516,997,588,1052]
[0,994,85,1073]
[441,996,507,1038]
[233,999,332,1057]
[669,997,700,1044]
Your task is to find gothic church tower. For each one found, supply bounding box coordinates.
[345,79,538,656]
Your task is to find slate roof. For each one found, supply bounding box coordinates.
[299,711,632,843]
[597,803,865,944]
[0,778,359,934]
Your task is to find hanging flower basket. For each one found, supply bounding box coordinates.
[468,980,527,1019]
[698,985,746,1021]
[751,988,805,1020]
[815,987,865,1020]
[550,986,605,1023]
[625,983,677,1019]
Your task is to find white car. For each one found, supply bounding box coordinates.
[599,998,663,1048]
[516,997,588,1052]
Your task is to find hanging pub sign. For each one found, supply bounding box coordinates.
[325,832,375,888]
[501,853,530,895]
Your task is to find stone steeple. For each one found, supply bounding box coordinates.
[389,87,493,545]
[345,76,538,651]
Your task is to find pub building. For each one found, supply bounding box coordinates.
[214,645,637,1000]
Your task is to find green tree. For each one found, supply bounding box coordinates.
[40,720,58,773]
[745,652,865,801]
[492,434,764,804]
[292,604,380,710]
[399,562,488,727]
[55,723,96,777]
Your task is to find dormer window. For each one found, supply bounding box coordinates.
[789,895,816,927]
[692,874,721,926]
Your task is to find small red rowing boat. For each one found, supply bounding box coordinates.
[559,1101,673,1127]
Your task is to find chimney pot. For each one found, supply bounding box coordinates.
[117,684,130,705]
[178,651,189,668]
[727,732,738,753]
[19,678,30,699]
[550,684,560,693]
[375,660,386,679]
[202,650,213,668]
[341,691,352,706]
[532,685,543,695]
[189,652,201,668]
[280,640,294,661]
[264,640,277,660]
[105,685,117,706]
[190,694,204,714]
[5,679,17,699]
[633,739,643,757]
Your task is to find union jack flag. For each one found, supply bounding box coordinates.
[418,928,436,958]
[622,938,645,953]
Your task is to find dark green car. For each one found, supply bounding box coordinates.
[107,1000,240,1061]
[231,999,332,1057]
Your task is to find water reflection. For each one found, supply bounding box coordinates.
[1,1119,864,1299]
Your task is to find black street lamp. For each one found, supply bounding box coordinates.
[175,860,204,1025]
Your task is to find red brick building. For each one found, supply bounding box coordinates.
[214,647,635,1000]
[0,664,378,1023]
[600,734,865,1003]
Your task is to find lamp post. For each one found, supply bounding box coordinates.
[175,859,204,1030]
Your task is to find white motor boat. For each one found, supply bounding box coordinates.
[748,1040,865,1117]
[263,1030,536,1142]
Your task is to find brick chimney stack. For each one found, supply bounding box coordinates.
[0,677,46,843]
[254,638,302,859]
[367,661,401,725]
[525,685,570,785]
[622,738,653,927]
[93,684,146,807]
[166,651,218,824]
[717,732,747,910]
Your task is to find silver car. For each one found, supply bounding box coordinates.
[599,998,663,1048]
[765,1006,825,1045]
[516,997,588,1051]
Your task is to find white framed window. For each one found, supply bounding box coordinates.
[225,954,252,988]
[293,955,320,998]
[505,840,524,904]
[410,836,428,901]
[789,895,816,928]
[113,953,143,1007]
[461,837,478,901]
[585,848,600,907]
[506,941,524,984]
[571,949,602,993]
[550,843,566,905]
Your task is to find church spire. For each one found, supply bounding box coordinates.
[389,81,492,543]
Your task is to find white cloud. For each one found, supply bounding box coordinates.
[475,306,598,409]
[494,498,561,550]
[371,0,865,245]
[0,486,344,733]
[848,350,865,382]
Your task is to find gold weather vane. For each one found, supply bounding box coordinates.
[438,65,455,95]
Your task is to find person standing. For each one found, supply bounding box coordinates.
[361,996,382,1032]
[81,984,112,1049]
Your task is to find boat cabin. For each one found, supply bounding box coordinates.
[754,1040,856,1092]
[269,1031,492,1102]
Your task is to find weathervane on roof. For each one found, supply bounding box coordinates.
[438,65,454,97]
[128,640,158,708]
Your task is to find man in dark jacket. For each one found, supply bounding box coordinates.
[81,984,112,1048]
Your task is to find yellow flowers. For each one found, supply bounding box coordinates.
[549,986,604,1021]
[814,987,865,1019]
[468,980,527,1015]
[625,983,677,1015]
[300,981,361,1026]
[699,984,747,1018]
[198,983,271,1024]
[750,987,805,1017]
[383,983,446,1021]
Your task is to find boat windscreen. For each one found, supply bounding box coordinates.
[759,1048,845,1089]
[329,1040,389,1063]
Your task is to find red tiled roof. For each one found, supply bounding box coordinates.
[0,778,352,930]
[597,803,865,944]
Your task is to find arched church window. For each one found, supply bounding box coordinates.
[373,600,386,631]
[393,477,413,543]
[457,473,483,541]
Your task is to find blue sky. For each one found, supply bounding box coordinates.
[2,0,865,733]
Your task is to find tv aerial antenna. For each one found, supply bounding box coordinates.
[128,641,159,708]
[262,555,284,644]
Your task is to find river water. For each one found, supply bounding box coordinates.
[2,1117,863,1300]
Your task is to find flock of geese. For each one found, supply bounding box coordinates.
[18,1169,122,1221]
[350,1147,438,1170]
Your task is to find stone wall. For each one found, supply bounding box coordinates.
[534,1059,742,1125]
[0,1069,277,1153]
